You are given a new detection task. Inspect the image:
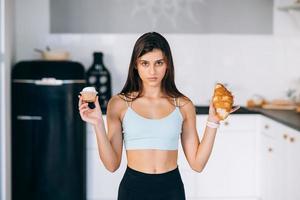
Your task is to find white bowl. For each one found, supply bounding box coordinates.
[42,51,70,61]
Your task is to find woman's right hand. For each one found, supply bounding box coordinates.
[78,95,103,127]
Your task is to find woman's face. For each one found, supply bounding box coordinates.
[136,49,168,87]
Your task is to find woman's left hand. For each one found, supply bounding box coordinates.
[208,101,241,123]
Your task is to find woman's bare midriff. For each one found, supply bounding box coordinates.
[126,149,178,174]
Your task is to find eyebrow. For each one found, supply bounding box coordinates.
[139,59,165,62]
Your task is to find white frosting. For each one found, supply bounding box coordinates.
[81,87,97,93]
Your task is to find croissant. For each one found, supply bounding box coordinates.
[212,83,234,120]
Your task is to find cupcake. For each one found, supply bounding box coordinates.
[80,87,98,103]
[212,83,234,120]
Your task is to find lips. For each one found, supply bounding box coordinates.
[147,77,158,81]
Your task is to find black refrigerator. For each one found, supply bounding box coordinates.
[11,61,86,200]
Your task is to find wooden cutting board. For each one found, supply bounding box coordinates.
[262,104,297,110]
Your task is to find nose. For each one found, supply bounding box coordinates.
[149,65,156,75]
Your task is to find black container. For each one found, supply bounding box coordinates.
[86,52,112,113]
[11,61,86,200]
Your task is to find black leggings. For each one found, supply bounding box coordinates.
[118,166,186,200]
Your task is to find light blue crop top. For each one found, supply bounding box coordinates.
[122,97,183,150]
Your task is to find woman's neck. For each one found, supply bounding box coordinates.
[140,86,164,99]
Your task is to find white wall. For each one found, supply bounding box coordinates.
[14,0,300,106]
[0,0,3,198]
[1,0,14,199]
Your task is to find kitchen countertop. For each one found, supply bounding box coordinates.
[195,106,260,115]
[195,106,300,131]
[246,107,300,132]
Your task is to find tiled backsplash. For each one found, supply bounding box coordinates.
[14,0,300,106]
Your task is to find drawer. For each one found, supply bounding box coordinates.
[260,116,299,141]
[219,115,259,131]
[259,116,280,134]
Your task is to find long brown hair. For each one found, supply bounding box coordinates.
[118,32,188,103]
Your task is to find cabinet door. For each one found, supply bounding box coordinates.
[195,115,257,197]
[196,130,256,197]
[286,129,300,200]
[260,116,300,200]
[259,131,285,200]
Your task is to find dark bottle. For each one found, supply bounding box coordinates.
[86,52,112,113]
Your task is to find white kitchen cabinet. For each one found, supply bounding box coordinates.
[86,116,127,200]
[259,122,285,200]
[86,149,126,200]
[259,116,300,200]
[86,114,300,200]
[196,129,257,198]
[178,115,260,200]
[284,125,300,200]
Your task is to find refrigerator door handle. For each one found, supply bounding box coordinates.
[17,115,43,120]
[35,78,63,86]
[13,78,86,85]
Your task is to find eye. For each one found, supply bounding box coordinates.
[140,61,148,67]
[156,61,164,66]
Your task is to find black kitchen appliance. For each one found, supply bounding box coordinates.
[11,61,86,200]
[86,52,112,113]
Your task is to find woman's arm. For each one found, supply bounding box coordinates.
[180,100,221,173]
[79,95,124,172]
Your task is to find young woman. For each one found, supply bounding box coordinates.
[78,32,238,200]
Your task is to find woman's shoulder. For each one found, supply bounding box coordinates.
[176,95,196,119]
[106,94,128,116]
[177,95,193,107]
[108,92,138,109]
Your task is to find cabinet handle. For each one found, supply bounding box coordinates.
[17,115,42,120]
[283,134,288,140]
[224,121,229,126]
[290,137,295,143]
[264,124,269,129]
[268,147,273,152]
